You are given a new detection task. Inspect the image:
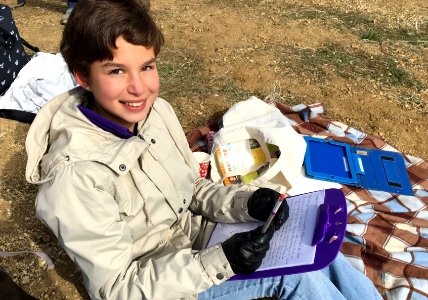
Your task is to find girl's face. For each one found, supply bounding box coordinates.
[76,36,160,131]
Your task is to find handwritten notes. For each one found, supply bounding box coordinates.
[207,190,325,270]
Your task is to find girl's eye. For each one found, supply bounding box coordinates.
[109,69,124,75]
[142,64,156,72]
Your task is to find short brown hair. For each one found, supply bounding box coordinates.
[60,0,164,79]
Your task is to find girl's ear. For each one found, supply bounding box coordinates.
[74,71,90,90]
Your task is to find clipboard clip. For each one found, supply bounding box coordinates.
[312,203,329,246]
[312,203,346,246]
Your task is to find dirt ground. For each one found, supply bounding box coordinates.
[0,0,427,299]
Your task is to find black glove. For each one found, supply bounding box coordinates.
[247,188,289,230]
[222,226,275,274]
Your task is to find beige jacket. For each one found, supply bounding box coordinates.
[25,88,257,300]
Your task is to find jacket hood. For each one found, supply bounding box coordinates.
[25,87,148,184]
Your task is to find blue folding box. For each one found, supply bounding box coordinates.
[303,136,413,196]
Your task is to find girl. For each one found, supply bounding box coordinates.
[26,1,382,299]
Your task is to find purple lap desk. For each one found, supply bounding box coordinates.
[231,188,347,280]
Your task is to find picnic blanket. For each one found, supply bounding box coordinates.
[186,100,428,300]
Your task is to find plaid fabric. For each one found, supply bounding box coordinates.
[186,101,428,300]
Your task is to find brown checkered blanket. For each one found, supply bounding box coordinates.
[187,102,428,300]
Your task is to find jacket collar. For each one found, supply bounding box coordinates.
[77,104,134,139]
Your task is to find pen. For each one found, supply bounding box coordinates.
[261,193,287,233]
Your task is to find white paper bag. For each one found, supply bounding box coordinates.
[210,97,307,193]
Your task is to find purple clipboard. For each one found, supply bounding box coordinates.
[231,188,347,280]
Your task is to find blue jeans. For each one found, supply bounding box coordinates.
[198,253,382,300]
